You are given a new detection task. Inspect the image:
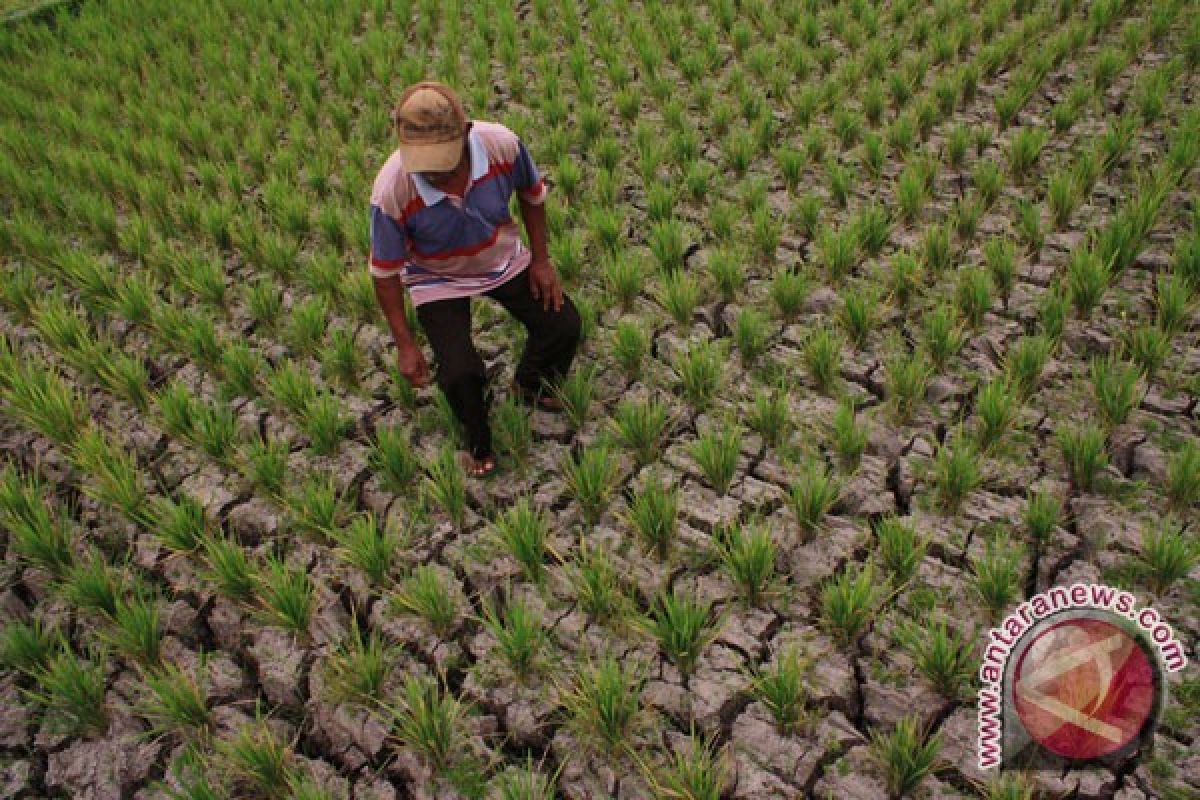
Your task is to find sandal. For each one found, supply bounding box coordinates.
[459,451,498,478]
[511,379,564,412]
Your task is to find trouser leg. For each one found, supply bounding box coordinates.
[484,267,582,396]
[415,297,492,458]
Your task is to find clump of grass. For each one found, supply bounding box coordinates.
[1004,335,1052,399]
[322,620,395,705]
[626,475,679,559]
[869,714,942,797]
[876,516,927,586]
[972,533,1024,618]
[733,307,772,366]
[747,644,812,735]
[982,239,1018,304]
[569,541,627,622]
[481,594,547,679]
[708,246,746,301]
[886,252,923,306]
[138,660,212,738]
[370,425,419,493]
[1023,490,1062,544]
[690,423,742,495]
[557,653,645,756]
[658,270,702,327]
[1066,249,1111,318]
[1135,518,1197,597]
[553,363,599,431]
[243,434,289,495]
[821,561,880,646]
[974,378,1018,452]
[921,303,964,373]
[201,531,257,601]
[746,385,793,450]
[895,616,976,699]
[611,396,671,467]
[105,590,162,665]
[1166,440,1199,510]
[1007,126,1046,181]
[1090,354,1142,430]
[424,444,467,526]
[602,253,645,311]
[931,433,982,512]
[62,552,122,617]
[563,442,620,525]
[1056,421,1109,492]
[330,513,397,586]
[714,521,777,607]
[955,267,993,329]
[0,469,75,577]
[644,588,718,678]
[24,646,109,735]
[216,716,297,797]
[885,350,931,424]
[838,285,879,348]
[803,326,842,393]
[649,731,730,800]
[0,618,59,673]
[258,555,314,636]
[488,497,550,584]
[789,461,841,539]
[674,340,725,409]
[393,565,458,636]
[769,267,810,321]
[612,319,648,378]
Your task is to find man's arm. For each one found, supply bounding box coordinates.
[518,195,563,312]
[373,275,429,386]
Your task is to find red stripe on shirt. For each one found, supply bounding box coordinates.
[409,224,507,260]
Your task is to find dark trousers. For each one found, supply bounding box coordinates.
[415,268,581,459]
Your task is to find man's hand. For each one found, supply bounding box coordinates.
[528,258,564,312]
[397,341,431,387]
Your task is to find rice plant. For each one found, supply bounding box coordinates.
[1023,490,1062,544]
[0,470,74,577]
[831,398,868,469]
[612,319,649,378]
[1005,335,1052,399]
[393,565,458,636]
[322,620,395,705]
[972,533,1024,618]
[1046,169,1081,229]
[838,285,879,348]
[569,540,628,622]
[649,219,687,272]
[258,555,314,636]
[370,424,419,492]
[649,730,729,800]
[714,521,777,607]
[557,653,645,756]
[1166,440,1199,511]
[674,340,724,409]
[602,253,645,311]
[216,716,296,798]
[0,618,59,673]
[1135,518,1198,596]
[931,434,982,511]
[488,497,550,584]
[818,224,859,281]
[1007,126,1046,181]
[896,614,976,699]
[1090,354,1142,430]
[876,516,927,586]
[563,442,620,525]
[921,223,953,275]
[3,363,89,446]
[1155,273,1194,337]
[921,304,964,372]
[820,561,880,646]
[747,644,812,735]
[105,590,163,665]
[644,588,718,678]
[480,594,546,678]
[138,660,212,738]
[243,433,289,495]
[708,246,747,301]
[885,350,931,424]
[24,646,109,736]
[329,513,397,586]
[803,326,842,393]
[690,423,742,495]
[974,378,1018,452]
[955,267,993,329]
[869,714,942,797]
[286,472,344,534]
[658,270,702,327]
[201,531,257,601]
[788,460,841,538]
[1066,249,1111,318]
[611,396,670,467]
[424,444,467,526]
[626,475,679,559]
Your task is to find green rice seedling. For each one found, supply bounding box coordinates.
[320,328,362,388]
[626,476,679,559]
[885,251,922,307]
[690,423,742,495]
[1155,274,1193,337]
[1166,440,1199,510]
[1066,249,1111,318]
[71,429,147,524]
[649,219,687,273]
[733,308,771,366]
[216,716,296,798]
[1046,170,1080,230]
[493,397,532,466]
[611,396,670,467]
[821,561,879,646]
[751,207,783,261]
[62,550,123,617]
[854,203,891,258]
[1124,323,1172,380]
[1024,490,1062,544]
[330,513,397,586]
[982,238,1018,304]
[1091,45,1126,91]
[370,424,419,492]
[553,363,599,432]
[674,340,724,410]
[946,125,972,169]
[95,352,150,412]
[708,247,746,302]
[746,385,793,450]
[885,350,931,423]
[645,588,717,678]
[286,471,344,535]
[193,400,239,462]
[138,660,211,737]
[488,497,549,584]
[258,555,314,636]
[838,286,878,349]
[4,364,89,446]
[0,477,74,577]
[862,132,886,179]
[588,206,625,253]
[818,224,859,281]
[955,267,993,328]
[157,378,197,438]
[1090,354,1141,430]
[602,253,645,311]
[895,615,976,698]
[570,540,626,622]
[826,160,853,208]
[25,647,108,736]
[876,516,926,586]
[789,460,841,538]
[549,231,584,284]
[794,192,822,239]
[887,113,917,157]
[649,730,729,800]
[178,311,222,367]
[952,196,983,243]
[715,521,777,607]
[869,714,942,797]
[1015,198,1044,256]
[972,533,1024,617]
[265,360,317,418]
[323,620,395,706]
[932,434,982,511]
[683,162,715,204]
[646,182,676,224]
[974,378,1019,452]
[423,445,467,526]
[803,326,842,394]
[1056,421,1109,492]
[709,200,737,242]
[982,772,1037,800]
[747,644,812,735]
[831,398,868,470]
[200,529,256,601]
[658,270,702,327]
[245,279,283,329]
[1004,334,1051,399]
[778,147,805,192]
[493,755,560,800]
[287,296,329,356]
[769,268,809,321]
[1,610,60,675]
[480,594,546,678]
[972,160,1004,208]
[558,653,645,755]
[921,223,953,275]
[219,343,263,401]
[1098,114,1137,172]
[895,166,926,225]
[1007,126,1046,182]
[1136,518,1197,596]
[243,433,289,495]
[563,443,620,525]
[394,565,458,635]
[104,589,162,665]
[612,319,648,378]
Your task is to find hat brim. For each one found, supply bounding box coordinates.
[399,139,463,173]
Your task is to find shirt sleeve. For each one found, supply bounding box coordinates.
[369,204,410,279]
[513,139,547,205]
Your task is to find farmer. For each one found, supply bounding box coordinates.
[369,81,580,478]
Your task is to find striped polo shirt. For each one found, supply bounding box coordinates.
[369,121,548,306]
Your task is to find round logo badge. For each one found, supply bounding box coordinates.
[1012,616,1157,760]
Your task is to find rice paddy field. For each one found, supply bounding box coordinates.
[0,0,1198,797]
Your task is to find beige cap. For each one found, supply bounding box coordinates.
[391,81,468,173]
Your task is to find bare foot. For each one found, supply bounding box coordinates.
[459,451,497,478]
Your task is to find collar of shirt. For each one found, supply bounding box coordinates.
[410,125,489,206]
